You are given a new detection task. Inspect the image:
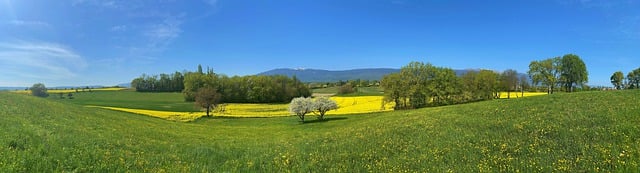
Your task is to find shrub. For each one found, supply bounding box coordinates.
[30,83,49,97]
[338,83,356,95]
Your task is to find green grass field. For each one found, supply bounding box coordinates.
[55,90,198,112]
[2,90,640,172]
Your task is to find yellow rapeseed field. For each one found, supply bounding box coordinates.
[86,106,204,122]
[499,92,547,98]
[89,96,394,121]
[216,103,290,117]
[329,96,394,115]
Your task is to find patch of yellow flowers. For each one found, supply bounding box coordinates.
[329,96,394,115]
[86,106,205,122]
[499,92,547,98]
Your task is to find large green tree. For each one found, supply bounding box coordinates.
[627,68,640,89]
[30,83,49,97]
[518,74,530,97]
[610,71,625,90]
[559,54,588,92]
[431,67,460,105]
[460,69,500,101]
[381,73,408,109]
[382,62,465,109]
[195,87,221,117]
[183,71,211,101]
[500,69,519,99]
[528,57,561,94]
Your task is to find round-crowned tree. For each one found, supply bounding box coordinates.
[30,83,49,97]
[313,97,338,120]
[289,97,313,123]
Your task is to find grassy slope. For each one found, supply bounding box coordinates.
[2,91,640,172]
[57,90,198,112]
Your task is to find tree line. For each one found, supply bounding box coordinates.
[381,62,524,109]
[610,67,640,90]
[131,72,185,92]
[382,54,588,110]
[132,65,311,103]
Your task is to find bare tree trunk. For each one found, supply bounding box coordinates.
[206,105,211,117]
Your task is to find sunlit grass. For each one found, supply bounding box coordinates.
[2,90,640,172]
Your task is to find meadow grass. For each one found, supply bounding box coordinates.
[58,90,198,112]
[2,90,640,172]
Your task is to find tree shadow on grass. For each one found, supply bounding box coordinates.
[303,117,348,124]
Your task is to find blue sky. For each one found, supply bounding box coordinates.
[1,0,639,87]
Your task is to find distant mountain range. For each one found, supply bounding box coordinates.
[0,87,26,91]
[257,68,400,82]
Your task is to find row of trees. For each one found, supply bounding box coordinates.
[527,54,588,94]
[610,68,640,89]
[131,72,185,92]
[181,67,312,103]
[382,54,588,110]
[381,62,530,109]
[131,65,312,103]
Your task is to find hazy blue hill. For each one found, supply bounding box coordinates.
[0,87,26,91]
[257,68,400,82]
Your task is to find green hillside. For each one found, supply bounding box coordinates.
[1,90,640,172]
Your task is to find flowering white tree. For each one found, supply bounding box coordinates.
[289,97,314,123]
[313,97,338,120]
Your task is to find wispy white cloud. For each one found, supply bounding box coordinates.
[579,0,636,9]
[72,0,123,9]
[618,15,640,39]
[7,20,50,28]
[0,41,88,81]
[558,0,640,40]
[73,1,193,65]
[110,25,127,32]
[204,0,218,7]
[143,15,184,51]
